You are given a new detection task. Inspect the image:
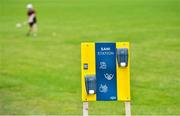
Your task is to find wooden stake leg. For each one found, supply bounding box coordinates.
[83,102,88,116]
[125,102,131,116]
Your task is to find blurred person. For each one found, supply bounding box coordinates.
[26,4,37,36]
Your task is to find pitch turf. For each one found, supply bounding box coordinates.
[0,0,180,115]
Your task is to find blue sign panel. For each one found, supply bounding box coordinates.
[95,43,117,101]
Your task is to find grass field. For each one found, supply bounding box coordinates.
[0,0,180,115]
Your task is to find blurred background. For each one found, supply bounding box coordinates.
[0,0,180,115]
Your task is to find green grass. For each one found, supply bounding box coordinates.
[0,0,180,115]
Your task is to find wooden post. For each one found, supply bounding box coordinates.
[83,102,88,116]
[125,102,131,116]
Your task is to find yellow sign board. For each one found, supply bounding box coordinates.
[81,42,130,102]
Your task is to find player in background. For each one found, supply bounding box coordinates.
[26,4,37,36]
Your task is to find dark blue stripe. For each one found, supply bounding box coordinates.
[95,43,117,101]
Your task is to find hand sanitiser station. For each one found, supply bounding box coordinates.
[81,42,131,116]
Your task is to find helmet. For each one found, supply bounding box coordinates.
[27,4,33,9]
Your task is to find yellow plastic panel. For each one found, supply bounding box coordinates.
[81,43,96,101]
[116,42,131,101]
